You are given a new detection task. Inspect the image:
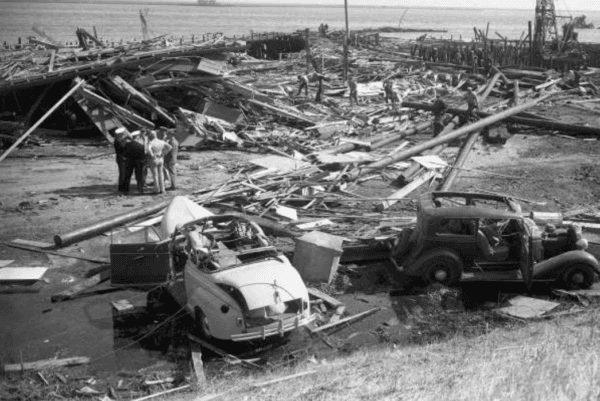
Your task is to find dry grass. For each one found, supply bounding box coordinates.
[181,309,600,401]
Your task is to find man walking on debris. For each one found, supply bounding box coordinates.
[432,94,448,137]
[163,129,179,191]
[348,76,358,106]
[384,78,396,104]
[297,74,309,96]
[146,129,172,195]
[464,86,480,121]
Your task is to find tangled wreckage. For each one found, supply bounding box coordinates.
[3,7,600,400]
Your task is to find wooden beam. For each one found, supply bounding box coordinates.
[50,269,110,303]
[4,357,90,373]
[310,307,381,334]
[0,79,85,164]
[379,170,438,211]
[307,287,344,308]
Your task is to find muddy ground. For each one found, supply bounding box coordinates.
[1,125,600,399]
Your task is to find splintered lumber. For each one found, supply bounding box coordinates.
[347,93,553,180]
[0,79,85,164]
[307,287,344,308]
[247,99,315,124]
[320,121,431,155]
[78,85,155,129]
[54,199,170,247]
[4,356,90,373]
[251,371,317,388]
[379,169,438,211]
[51,269,110,302]
[311,307,381,334]
[329,305,346,323]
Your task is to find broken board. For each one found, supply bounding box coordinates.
[497,296,560,319]
[0,267,47,283]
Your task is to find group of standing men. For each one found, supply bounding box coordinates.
[113,126,179,196]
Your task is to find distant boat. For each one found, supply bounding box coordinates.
[197,0,218,5]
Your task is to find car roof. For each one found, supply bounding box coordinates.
[419,191,522,220]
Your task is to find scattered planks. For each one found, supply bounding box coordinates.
[51,269,111,303]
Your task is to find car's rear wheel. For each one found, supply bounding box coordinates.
[422,254,462,286]
[561,264,595,290]
[194,307,212,338]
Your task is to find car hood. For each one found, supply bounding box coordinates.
[212,256,308,310]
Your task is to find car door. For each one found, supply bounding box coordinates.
[110,240,172,286]
[520,220,534,288]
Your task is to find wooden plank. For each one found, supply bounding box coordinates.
[51,269,110,303]
[130,385,191,401]
[11,238,54,249]
[379,170,437,211]
[0,267,47,282]
[310,307,380,334]
[0,240,109,264]
[307,287,343,308]
[191,346,206,385]
[251,371,317,388]
[4,356,90,373]
[0,260,14,267]
[0,79,85,164]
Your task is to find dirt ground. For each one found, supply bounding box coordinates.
[2,124,600,399]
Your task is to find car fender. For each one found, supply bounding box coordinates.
[533,250,600,279]
[186,286,243,340]
[405,248,464,278]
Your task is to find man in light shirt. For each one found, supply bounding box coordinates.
[146,129,172,194]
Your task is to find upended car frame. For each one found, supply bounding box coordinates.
[391,192,600,289]
[110,196,314,342]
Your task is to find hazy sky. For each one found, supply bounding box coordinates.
[179,0,598,12]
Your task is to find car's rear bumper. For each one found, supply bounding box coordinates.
[230,313,315,342]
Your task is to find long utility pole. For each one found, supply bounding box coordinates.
[343,0,349,82]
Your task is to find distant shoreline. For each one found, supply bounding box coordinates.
[2,0,596,12]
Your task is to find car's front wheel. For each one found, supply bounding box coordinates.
[561,264,596,290]
[421,253,463,286]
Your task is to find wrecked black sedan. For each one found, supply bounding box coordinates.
[391,192,599,289]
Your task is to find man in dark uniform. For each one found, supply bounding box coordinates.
[112,127,129,194]
[121,131,147,195]
[432,94,448,137]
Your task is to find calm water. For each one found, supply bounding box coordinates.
[1,2,600,46]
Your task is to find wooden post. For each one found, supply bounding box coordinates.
[343,0,349,82]
[0,79,85,164]
[305,28,310,74]
[528,21,533,66]
[513,80,519,105]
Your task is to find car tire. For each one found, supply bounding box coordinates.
[420,253,463,286]
[194,307,212,339]
[561,264,595,290]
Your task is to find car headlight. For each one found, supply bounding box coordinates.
[576,238,588,250]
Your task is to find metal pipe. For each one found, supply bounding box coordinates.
[54,199,171,248]
[346,93,553,181]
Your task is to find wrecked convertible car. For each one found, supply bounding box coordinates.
[391,192,600,289]
[110,196,314,341]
